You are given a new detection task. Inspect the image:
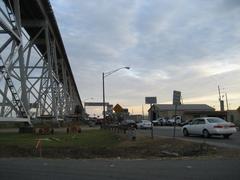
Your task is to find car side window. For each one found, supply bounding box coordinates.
[191,119,199,125]
[198,119,206,125]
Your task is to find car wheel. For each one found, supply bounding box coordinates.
[183,128,189,136]
[203,129,210,138]
[223,134,231,139]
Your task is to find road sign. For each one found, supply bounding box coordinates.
[113,104,124,113]
[173,91,181,105]
[145,97,157,104]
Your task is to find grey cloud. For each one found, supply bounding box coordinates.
[50,0,240,113]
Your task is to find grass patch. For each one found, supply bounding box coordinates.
[0,130,120,158]
[0,130,239,159]
[0,130,119,148]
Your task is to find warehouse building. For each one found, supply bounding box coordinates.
[227,107,240,127]
[148,104,215,121]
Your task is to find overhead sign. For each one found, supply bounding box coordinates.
[84,102,109,106]
[145,97,157,104]
[173,90,181,105]
[113,104,124,113]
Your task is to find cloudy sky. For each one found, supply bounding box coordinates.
[50,0,240,116]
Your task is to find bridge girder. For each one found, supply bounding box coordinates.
[0,0,83,123]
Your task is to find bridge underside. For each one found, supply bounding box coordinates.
[0,0,84,125]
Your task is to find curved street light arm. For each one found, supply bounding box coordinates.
[104,66,130,77]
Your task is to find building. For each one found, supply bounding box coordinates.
[227,107,240,127]
[148,104,215,121]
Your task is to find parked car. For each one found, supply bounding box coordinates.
[152,119,159,126]
[182,117,237,138]
[167,116,182,126]
[137,120,152,129]
[120,119,137,129]
[152,118,167,126]
[166,119,175,126]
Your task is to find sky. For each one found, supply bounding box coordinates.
[50,0,240,116]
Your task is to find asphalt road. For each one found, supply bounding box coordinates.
[0,158,240,180]
[137,126,240,149]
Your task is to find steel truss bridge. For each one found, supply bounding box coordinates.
[0,0,84,125]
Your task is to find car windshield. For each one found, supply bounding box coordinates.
[207,118,226,123]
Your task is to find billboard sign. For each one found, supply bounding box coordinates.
[173,90,181,105]
[145,97,157,104]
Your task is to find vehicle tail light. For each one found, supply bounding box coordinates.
[229,125,236,128]
[214,125,224,128]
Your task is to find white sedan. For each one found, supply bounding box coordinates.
[182,117,237,138]
[137,120,152,129]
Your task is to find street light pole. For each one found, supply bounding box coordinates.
[102,72,106,124]
[102,67,130,125]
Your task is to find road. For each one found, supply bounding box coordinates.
[0,158,240,180]
[137,126,240,149]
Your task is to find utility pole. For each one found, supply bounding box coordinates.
[218,85,221,102]
[172,90,181,138]
[150,104,153,139]
[173,104,177,138]
[218,85,224,111]
[142,104,144,118]
[102,72,106,125]
[225,92,229,111]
